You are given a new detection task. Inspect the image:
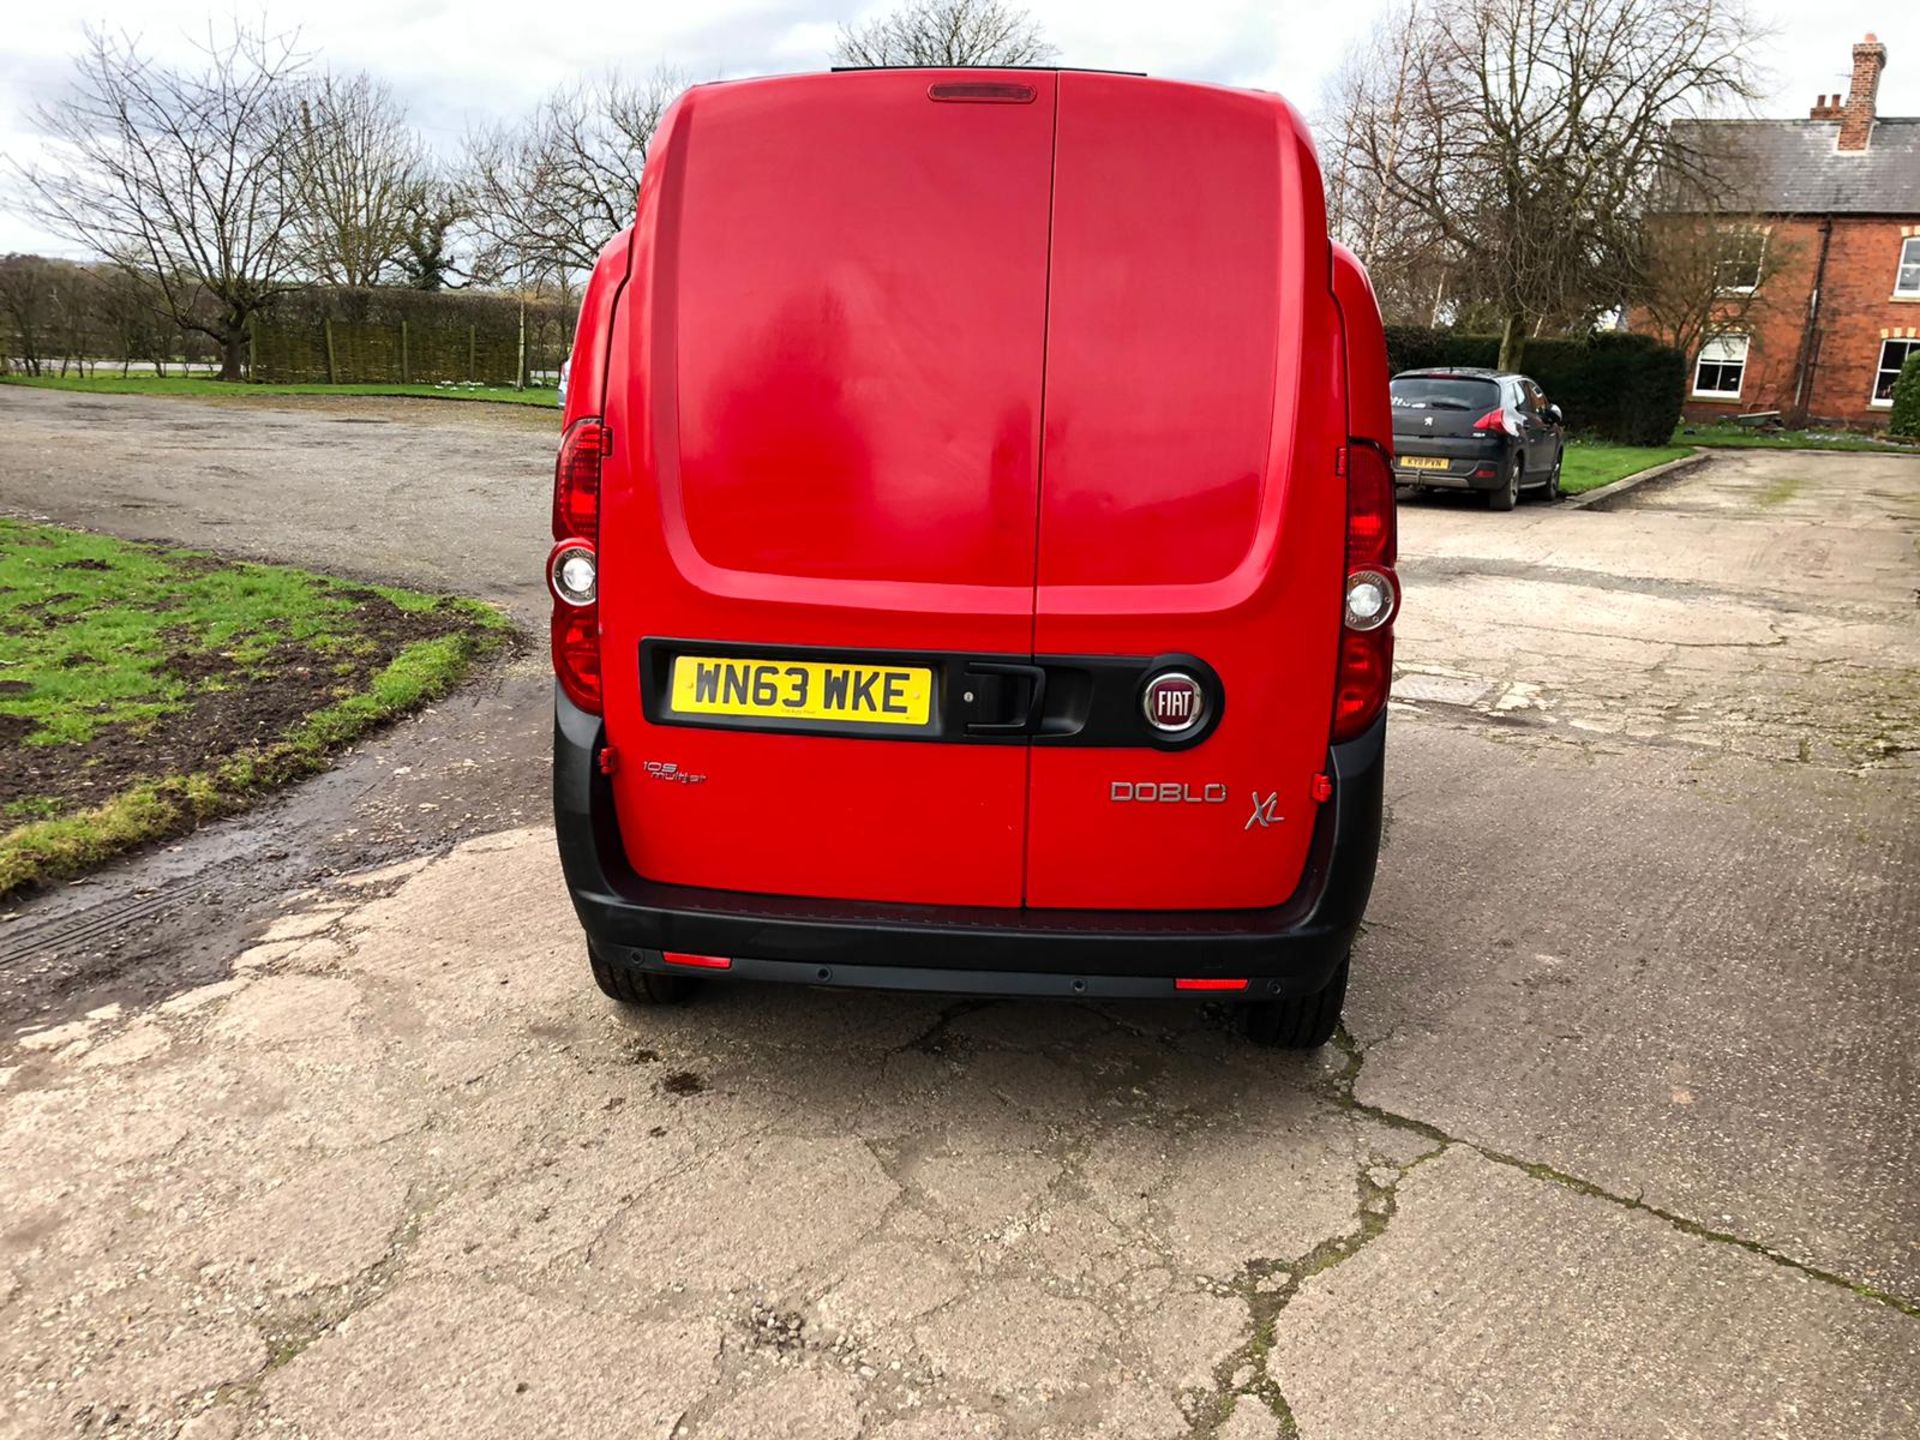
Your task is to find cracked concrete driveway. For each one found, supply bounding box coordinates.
[3,393,1918,1438]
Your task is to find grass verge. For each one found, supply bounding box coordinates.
[0,520,512,896]
[1558,441,1694,495]
[1675,422,1920,453]
[0,374,558,407]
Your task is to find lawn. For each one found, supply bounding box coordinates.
[0,374,559,407]
[1558,441,1695,495]
[0,520,512,895]
[1674,422,1919,453]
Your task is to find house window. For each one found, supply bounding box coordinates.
[1872,337,1920,407]
[1897,237,1920,298]
[1715,230,1767,293]
[1693,335,1749,399]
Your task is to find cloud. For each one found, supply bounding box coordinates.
[2,0,1914,258]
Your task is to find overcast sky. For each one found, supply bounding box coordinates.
[4,0,1916,257]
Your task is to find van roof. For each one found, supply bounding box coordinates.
[828,65,1148,76]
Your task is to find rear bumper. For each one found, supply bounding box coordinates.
[1393,436,1513,489]
[552,688,1385,1000]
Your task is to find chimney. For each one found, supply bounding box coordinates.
[1838,34,1887,152]
[1809,93,1842,120]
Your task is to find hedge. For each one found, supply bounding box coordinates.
[1382,327,1686,446]
[250,286,573,386]
[1890,354,1920,439]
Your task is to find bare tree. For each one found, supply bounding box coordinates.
[8,22,309,380]
[46,263,102,376]
[1326,0,1767,368]
[92,264,176,376]
[1631,216,1795,366]
[1320,5,1463,325]
[463,68,682,284]
[834,0,1056,67]
[285,71,431,287]
[0,255,57,376]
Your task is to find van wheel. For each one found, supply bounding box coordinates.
[1237,955,1348,1049]
[1486,456,1520,512]
[589,944,696,1005]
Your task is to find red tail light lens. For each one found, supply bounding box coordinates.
[552,418,605,542]
[1332,625,1395,741]
[552,605,602,713]
[1333,442,1399,744]
[550,418,606,714]
[1473,408,1514,437]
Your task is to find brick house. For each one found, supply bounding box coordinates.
[1651,35,1920,428]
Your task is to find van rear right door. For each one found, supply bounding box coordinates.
[1026,74,1347,911]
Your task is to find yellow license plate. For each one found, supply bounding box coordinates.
[1400,454,1450,471]
[668,655,933,727]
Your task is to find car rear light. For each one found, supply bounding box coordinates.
[1344,569,1395,631]
[551,604,602,712]
[550,418,606,714]
[1473,408,1516,437]
[1333,443,1399,744]
[549,541,597,606]
[552,418,605,541]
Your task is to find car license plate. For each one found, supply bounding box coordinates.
[667,655,933,727]
[1399,454,1449,471]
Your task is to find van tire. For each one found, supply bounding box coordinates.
[1237,955,1348,1049]
[1486,456,1521,512]
[589,945,696,1005]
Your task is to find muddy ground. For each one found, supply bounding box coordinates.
[1,388,1916,1438]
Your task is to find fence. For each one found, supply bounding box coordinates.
[249,286,573,386]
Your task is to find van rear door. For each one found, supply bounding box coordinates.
[1026,75,1346,910]
[597,72,1056,906]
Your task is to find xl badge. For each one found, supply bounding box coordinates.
[1245,792,1281,829]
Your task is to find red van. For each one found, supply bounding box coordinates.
[549,69,1396,1048]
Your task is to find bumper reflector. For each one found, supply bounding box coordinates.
[1175,977,1249,992]
[663,951,732,970]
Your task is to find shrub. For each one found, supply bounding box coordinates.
[1382,327,1686,446]
[1889,354,1920,439]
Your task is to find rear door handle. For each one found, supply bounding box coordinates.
[963,662,1048,735]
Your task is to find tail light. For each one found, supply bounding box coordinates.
[1473,407,1517,437]
[553,417,605,541]
[1332,443,1399,744]
[550,417,606,714]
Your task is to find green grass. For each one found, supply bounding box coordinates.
[0,520,512,894]
[1674,422,1919,453]
[1558,441,1694,495]
[0,373,559,407]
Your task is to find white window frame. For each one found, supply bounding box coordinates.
[1895,237,1920,299]
[1715,229,1768,295]
[1692,334,1749,400]
[1871,337,1920,408]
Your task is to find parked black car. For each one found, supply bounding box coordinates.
[1390,369,1564,510]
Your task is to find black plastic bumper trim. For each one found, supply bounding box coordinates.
[552,686,1385,992]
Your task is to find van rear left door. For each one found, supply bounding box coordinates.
[597,71,1057,907]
